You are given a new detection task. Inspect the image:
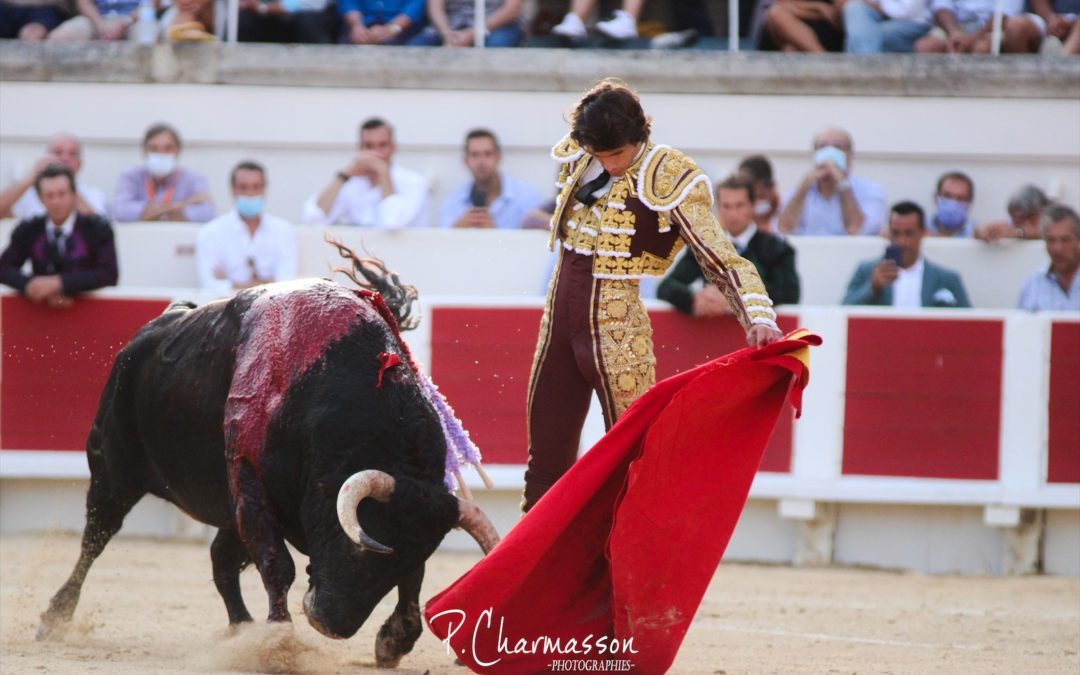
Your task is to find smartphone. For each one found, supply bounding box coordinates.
[469,184,487,208]
[884,245,902,265]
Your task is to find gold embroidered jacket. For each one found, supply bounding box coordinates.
[547,135,779,332]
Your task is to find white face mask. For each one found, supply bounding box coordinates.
[146,153,178,178]
[754,199,773,217]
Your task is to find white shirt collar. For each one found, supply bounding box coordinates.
[727,222,758,252]
[47,210,76,238]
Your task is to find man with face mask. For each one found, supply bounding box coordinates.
[112,123,215,223]
[737,154,781,234]
[0,133,108,220]
[196,161,298,297]
[778,127,887,236]
[928,170,976,237]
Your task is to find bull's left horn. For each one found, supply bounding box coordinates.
[457,500,500,555]
[337,470,395,554]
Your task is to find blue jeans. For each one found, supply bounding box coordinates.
[407,23,522,47]
[843,1,929,53]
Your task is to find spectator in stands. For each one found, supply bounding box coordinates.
[974,184,1049,242]
[162,0,216,40]
[843,201,971,308]
[196,161,298,297]
[0,133,108,220]
[1018,203,1080,311]
[762,0,844,52]
[0,0,69,40]
[340,0,425,44]
[303,118,428,228]
[238,0,339,43]
[843,0,932,52]
[440,129,544,229]
[659,173,800,317]
[915,0,1024,52]
[112,123,215,223]
[408,0,523,46]
[738,154,780,233]
[928,170,976,237]
[551,0,643,41]
[778,127,887,236]
[1000,0,1079,53]
[0,165,118,308]
[47,0,140,40]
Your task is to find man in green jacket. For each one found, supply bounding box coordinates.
[658,173,800,316]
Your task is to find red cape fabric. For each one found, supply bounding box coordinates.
[424,331,821,674]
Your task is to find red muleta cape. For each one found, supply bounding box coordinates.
[424,330,821,674]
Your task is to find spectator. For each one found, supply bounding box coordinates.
[47,0,141,40]
[737,154,780,233]
[1018,203,1079,312]
[196,161,298,297]
[1001,0,1079,53]
[162,0,216,40]
[974,184,1049,242]
[915,0,1024,53]
[0,0,69,40]
[440,129,544,229]
[0,165,118,308]
[843,0,932,52]
[551,0,643,41]
[778,127,887,236]
[658,173,800,316]
[112,123,215,223]
[0,133,108,220]
[843,200,971,307]
[302,118,428,228]
[928,170,976,237]
[237,0,339,43]
[409,0,522,46]
[340,0,425,44]
[762,0,844,52]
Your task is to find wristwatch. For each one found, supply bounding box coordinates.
[336,171,350,183]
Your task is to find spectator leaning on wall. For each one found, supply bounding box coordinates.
[196,160,298,298]
[842,200,971,308]
[974,184,1049,242]
[112,123,215,223]
[0,165,119,308]
[0,133,108,220]
[1018,203,1080,312]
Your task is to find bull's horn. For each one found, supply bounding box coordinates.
[457,499,500,555]
[336,470,395,554]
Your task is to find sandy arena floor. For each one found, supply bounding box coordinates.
[1,533,1077,674]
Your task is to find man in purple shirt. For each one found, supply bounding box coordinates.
[112,123,215,223]
[0,165,118,309]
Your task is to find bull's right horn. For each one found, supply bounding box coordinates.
[337,470,395,554]
[457,500,500,555]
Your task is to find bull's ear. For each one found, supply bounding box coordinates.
[317,472,352,498]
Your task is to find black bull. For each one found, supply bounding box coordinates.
[36,275,499,668]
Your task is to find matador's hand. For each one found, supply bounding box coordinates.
[747,324,782,349]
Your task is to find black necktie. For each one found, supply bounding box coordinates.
[574,170,610,207]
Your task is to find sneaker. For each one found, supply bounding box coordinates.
[596,9,637,40]
[552,12,587,38]
[650,28,698,49]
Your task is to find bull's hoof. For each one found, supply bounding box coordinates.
[375,633,404,669]
[35,617,70,642]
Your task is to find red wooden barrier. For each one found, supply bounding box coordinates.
[1048,322,1080,484]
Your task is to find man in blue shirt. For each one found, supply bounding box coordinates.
[340,0,425,43]
[1018,203,1080,312]
[440,129,544,230]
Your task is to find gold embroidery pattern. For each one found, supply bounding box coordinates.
[593,278,655,419]
[641,147,703,210]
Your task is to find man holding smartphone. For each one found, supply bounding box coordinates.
[842,200,972,307]
[439,128,544,229]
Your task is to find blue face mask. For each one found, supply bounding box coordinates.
[235,195,264,218]
[935,196,969,230]
[813,145,847,173]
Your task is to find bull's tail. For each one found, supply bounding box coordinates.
[325,236,420,331]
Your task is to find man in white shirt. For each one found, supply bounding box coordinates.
[302,118,429,229]
[842,201,971,308]
[778,127,887,237]
[0,133,108,220]
[844,0,932,52]
[197,161,298,297]
[915,0,1024,52]
[440,128,544,230]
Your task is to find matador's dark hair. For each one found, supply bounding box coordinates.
[569,78,651,153]
[326,236,420,331]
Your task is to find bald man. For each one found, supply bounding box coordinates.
[0,133,108,219]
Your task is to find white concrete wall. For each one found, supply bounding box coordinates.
[1,81,1078,231]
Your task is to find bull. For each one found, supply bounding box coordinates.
[36,245,499,668]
